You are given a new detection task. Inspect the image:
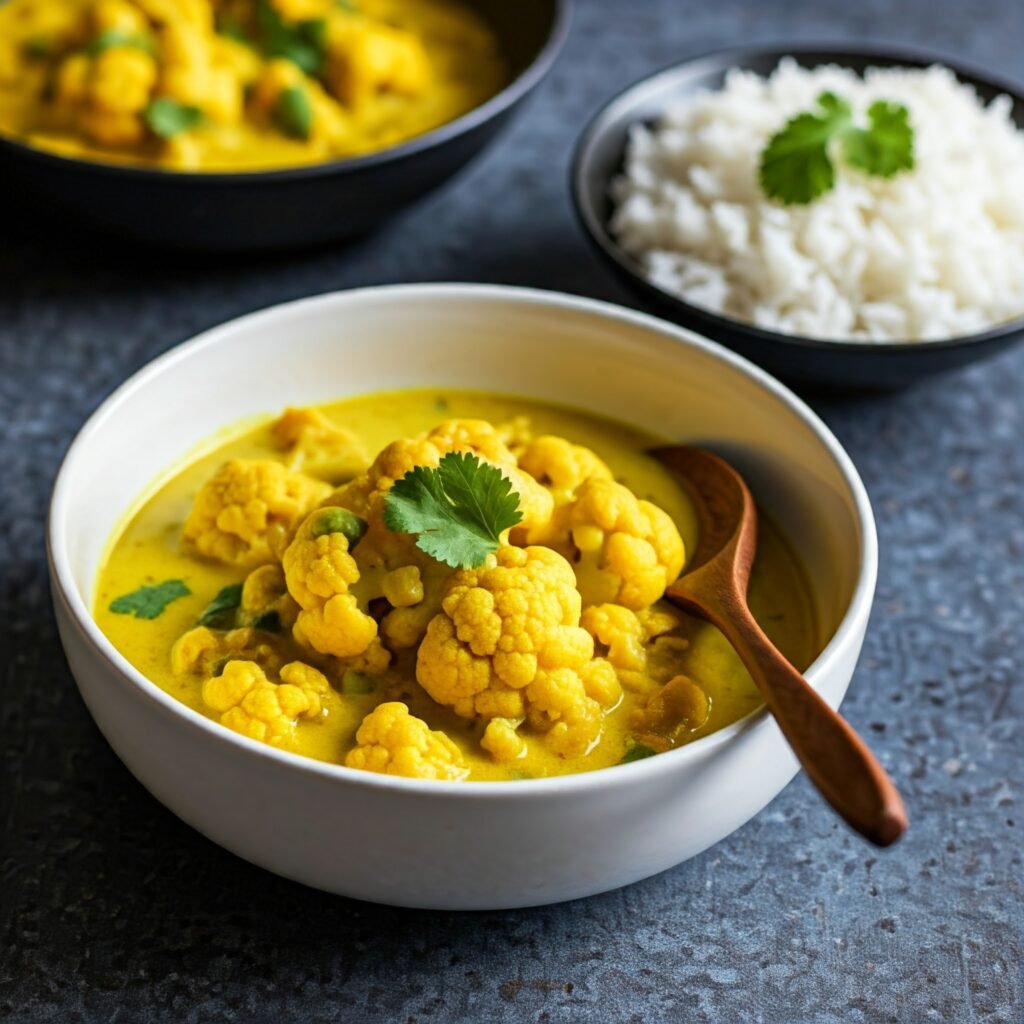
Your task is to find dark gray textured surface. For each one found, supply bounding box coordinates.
[2,0,1022,1021]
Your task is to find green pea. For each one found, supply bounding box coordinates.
[312,508,367,547]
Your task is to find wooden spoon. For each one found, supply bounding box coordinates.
[651,445,907,847]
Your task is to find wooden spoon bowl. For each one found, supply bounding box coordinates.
[652,445,908,847]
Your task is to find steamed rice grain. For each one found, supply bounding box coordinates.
[610,60,1024,342]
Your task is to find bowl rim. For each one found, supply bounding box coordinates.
[0,0,572,185]
[47,282,878,798]
[570,40,1024,354]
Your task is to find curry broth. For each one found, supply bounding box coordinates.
[0,0,508,171]
[94,389,821,781]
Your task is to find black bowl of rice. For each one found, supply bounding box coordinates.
[571,44,1024,389]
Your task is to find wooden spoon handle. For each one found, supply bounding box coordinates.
[701,594,907,847]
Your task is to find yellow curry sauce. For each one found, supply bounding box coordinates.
[0,0,507,171]
[94,390,821,781]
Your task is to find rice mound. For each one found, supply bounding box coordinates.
[610,60,1024,342]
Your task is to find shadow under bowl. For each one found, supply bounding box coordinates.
[571,43,1024,391]
[0,0,570,252]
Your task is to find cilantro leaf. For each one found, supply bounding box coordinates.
[144,98,204,139]
[110,579,191,620]
[759,92,852,205]
[842,100,915,178]
[382,451,523,569]
[83,28,156,56]
[256,0,328,75]
[759,90,914,205]
[197,583,243,629]
[619,742,658,765]
[274,86,313,140]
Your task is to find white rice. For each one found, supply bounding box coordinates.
[609,60,1024,342]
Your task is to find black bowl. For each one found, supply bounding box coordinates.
[0,0,570,252]
[571,43,1024,390]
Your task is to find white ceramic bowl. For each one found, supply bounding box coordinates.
[48,284,877,909]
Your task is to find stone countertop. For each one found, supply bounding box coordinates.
[2,1,1021,1021]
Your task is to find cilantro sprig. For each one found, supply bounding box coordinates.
[619,742,658,765]
[197,583,243,629]
[109,579,191,620]
[143,98,203,139]
[256,0,328,75]
[383,452,523,569]
[759,91,914,205]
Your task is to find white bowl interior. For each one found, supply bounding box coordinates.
[55,285,870,667]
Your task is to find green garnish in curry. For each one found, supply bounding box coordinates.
[256,0,329,75]
[143,98,204,139]
[197,583,243,629]
[383,451,523,569]
[273,86,313,140]
[110,579,191,620]
[619,742,658,764]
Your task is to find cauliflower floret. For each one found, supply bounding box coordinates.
[271,406,368,482]
[210,34,262,87]
[183,458,330,568]
[581,603,691,691]
[202,659,330,746]
[133,0,210,28]
[170,625,284,678]
[282,506,378,658]
[249,57,351,148]
[495,415,532,453]
[542,478,685,611]
[240,563,299,631]
[518,435,613,507]
[50,0,245,149]
[325,16,432,108]
[345,702,467,780]
[322,419,554,651]
[381,565,424,607]
[55,55,93,107]
[581,604,647,672]
[331,634,391,679]
[416,545,618,757]
[330,419,552,536]
[155,14,245,123]
[89,46,157,112]
[54,43,158,146]
[480,717,526,762]
[91,0,150,35]
[580,657,622,707]
[328,420,553,575]
[378,586,444,650]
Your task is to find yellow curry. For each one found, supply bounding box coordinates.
[94,390,821,781]
[0,0,506,170]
